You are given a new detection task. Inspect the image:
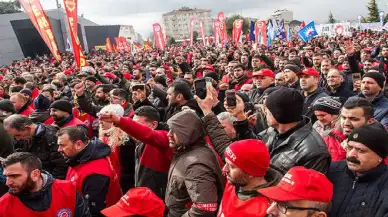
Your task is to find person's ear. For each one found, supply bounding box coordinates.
[152,121,158,130]
[312,211,327,217]
[30,169,41,182]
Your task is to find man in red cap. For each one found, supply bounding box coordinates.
[299,67,328,123]
[218,139,281,217]
[249,68,275,106]
[259,166,333,217]
[101,187,165,217]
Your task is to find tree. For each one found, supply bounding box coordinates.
[225,14,249,37]
[193,31,199,42]
[328,12,336,23]
[0,0,21,14]
[167,37,176,46]
[366,0,379,22]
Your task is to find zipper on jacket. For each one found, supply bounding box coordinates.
[352,177,359,189]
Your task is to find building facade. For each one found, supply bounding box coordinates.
[162,8,212,40]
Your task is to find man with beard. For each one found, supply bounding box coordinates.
[283,64,301,90]
[183,72,195,90]
[3,115,67,179]
[49,100,84,128]
[231,64,253,91]
[249,68,275,106]
[340,97,375,137]
[0,152,91,217]
[29,94,54,125]
[259,167,333,217]
[327,122,388,217]
[377,45,388,68]
[132,68,143,82]
[10,93,34,117]
[299,68,328,123]
[93,84,112,107]
[57,126,122,217]
[358,72,388,128]
[217,140,281,217]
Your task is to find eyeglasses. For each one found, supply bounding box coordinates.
[273,201,321,214]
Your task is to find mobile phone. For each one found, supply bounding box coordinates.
[352,73,362,82]
[226,90,236,107]
[194,78,207,99]
[132,84,146,92]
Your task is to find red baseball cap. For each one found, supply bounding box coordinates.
[203,64,216,72]
[252,69,275,78]
[101,187,165,217]
[104,72,117,80]
[258,166,333,203]
[299,68,320,78]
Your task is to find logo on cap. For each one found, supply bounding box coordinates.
[353,133,358,139]
[225,147,236,161]
[281,173,295,185]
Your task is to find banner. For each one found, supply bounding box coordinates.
[190,17,195,46]
[255,20,267,45]
[218,12,227,43]
[115,37,125,53]
[316,23,352,37]
[232,19,244,43]
[297,21,318,43]
[199,20,206,46]
[120,37,130,53]
[95,45,106,50]
[152,23,166,50]
[18,0,61,61]
[63,0,87,68]
[213,20,221,46]
[249,21,255,42]
[105,38,113,53]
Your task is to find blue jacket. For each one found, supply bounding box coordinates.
[358,92,388,128]
[327,161,388,217]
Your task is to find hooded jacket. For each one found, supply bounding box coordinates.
[0,172,91,217]
[29,94,53,124]
[166,110,224,217]
[66,139,122,217]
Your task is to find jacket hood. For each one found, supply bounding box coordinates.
[167,109,205,151]
[34,94,51,111]
[67,138,111,167]
[29,110,50,124]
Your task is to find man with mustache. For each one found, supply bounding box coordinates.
[327,122,388,217]
[49,100,84,129]
[0,152,91,217]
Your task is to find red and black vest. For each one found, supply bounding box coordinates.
[217,183,269,217]
[0,180,76,217]
[66,157,122,206]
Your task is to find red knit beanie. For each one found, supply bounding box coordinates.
[224,139,270,176]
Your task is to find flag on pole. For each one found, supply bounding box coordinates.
[300,21,306,29]
[267,20,273,46]
[287,25,292,42]
[249,21,255,42]
[278,19,286,39]
[297,21,318,43]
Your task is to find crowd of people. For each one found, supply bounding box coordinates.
[0,27,388,217]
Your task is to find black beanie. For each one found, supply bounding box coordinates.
[312,96,342,115]
[20,88,32,98]
[265,87,303,124]
[49,100,73,115]
[348,122,388,158]
[363,72,386,89]
[34,94,51,111]
[283,64,301,74]
[0,99,15,114]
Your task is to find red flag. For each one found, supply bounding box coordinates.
[255,20,267,45]
[144,40,152,51]
[18,0,61,61]
[217,12,227,43]
[119,37,130,53]
[233,19,244,43]
[190,17,195,47]
[64,0,87,68]
[152,23,166,50]
[133,42,142,50]
[105,38,113,53]
[213,20,221,46]
[300,21,306,28]
[115,37,124,53]
[199,20,206,46]
[113,44,118,53]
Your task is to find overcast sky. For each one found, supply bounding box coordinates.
[38,0,386,38]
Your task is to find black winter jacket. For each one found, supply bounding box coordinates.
[302,88,328,123]
[259,117,331,175]
[14,124,68,179]
[327,83,356,105]
[327,161,388,217]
